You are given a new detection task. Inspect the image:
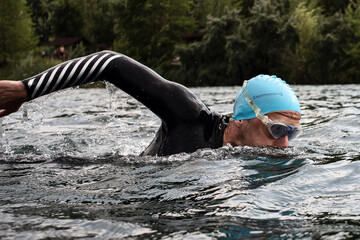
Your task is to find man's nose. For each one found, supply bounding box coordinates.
[273,135,289,148]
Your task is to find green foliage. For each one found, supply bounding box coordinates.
[178,9,243,86]
[73,0,116,45]
[288,2,355,84]
[342,0,360,82]
[178,0,287,86]
[52,0,84,37]
[13,56,60,80]
[288,2,323,83]
[113,0,195,67]
[0,0,38,64]
[291,3,321,62]
[238,0,285,76]
[70,42,88,59]
[177,0,360,85]
[27,0,116,45]
[316,0,351,15]
[2,0,360,85]
[181,0,249,37]
[26,0,56,44]
[0,51,60,80]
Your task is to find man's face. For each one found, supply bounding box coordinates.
[239,111,301,148]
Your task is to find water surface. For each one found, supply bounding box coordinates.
[0,84,359,239]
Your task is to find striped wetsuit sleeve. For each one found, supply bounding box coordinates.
[21,50,209,126]
[22,51,121,100]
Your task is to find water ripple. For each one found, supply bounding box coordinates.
[0,85,360,239]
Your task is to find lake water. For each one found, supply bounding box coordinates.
[0,84,359,239]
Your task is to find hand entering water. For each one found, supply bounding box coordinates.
[0,81,28,117]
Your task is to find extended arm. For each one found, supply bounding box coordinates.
[22,51,121,100]
[1,51,209,123]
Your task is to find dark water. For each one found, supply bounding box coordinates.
[0,84,359,239]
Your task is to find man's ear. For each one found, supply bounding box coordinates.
[225,120,245,147]
[233,120,243,128]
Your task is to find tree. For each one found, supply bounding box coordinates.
[316,0,351,15]
[178,9,243,86]
[178,0,287,86]
[288,1,355,84]
[26,0,56,45]
[188,0,244,31]
[0,0,38,64]
[73,0,116,46]
[51,0,84,37]
[113,0,195,67]
[341,0,360,82]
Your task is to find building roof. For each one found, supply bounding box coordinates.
[48,37,89,46]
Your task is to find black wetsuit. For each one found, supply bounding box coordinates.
[22,51,229,156]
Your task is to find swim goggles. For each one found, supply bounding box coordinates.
[241,81,301,141]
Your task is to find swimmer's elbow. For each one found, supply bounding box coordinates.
[99,50,124,58]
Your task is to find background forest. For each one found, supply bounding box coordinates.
[1,0,360,85]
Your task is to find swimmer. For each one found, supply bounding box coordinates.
[0,51,301,156]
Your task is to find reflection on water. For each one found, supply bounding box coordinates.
[0,84,360,239]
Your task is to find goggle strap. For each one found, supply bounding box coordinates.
[241,81,267,120]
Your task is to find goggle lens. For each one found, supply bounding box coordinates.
[270,124,289,138]
[269,123,301,141]
[288,128,301,141]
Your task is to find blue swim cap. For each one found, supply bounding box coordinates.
[233,74,301,120]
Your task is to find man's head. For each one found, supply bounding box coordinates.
[223,74,301,148]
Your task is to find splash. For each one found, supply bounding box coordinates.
[18,144,303,166]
